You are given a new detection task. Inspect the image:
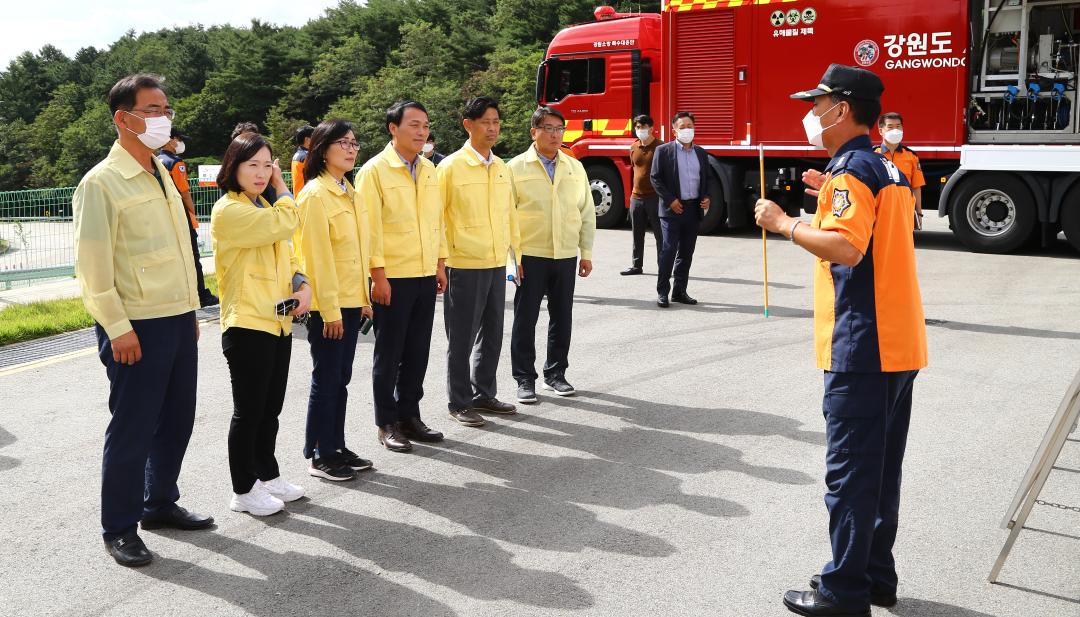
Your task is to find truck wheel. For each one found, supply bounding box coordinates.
[949,174,1036,254]
[698,175,726,234]
[1060,188,1080,253]
[586,164,625,229]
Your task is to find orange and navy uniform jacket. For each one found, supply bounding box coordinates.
[874,144,925,190]
[291,147,308,196]
[157,150,197,228]
[812,135,928,373]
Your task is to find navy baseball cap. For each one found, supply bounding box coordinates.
[790,64,884,102]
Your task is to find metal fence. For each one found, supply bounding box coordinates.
[0,171,296,289]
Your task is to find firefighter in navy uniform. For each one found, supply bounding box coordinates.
[158,127,217,307]
[755,65,928,617]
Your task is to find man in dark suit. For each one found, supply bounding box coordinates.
[650,111,711,307]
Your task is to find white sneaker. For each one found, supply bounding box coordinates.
[259,477,305,502]
[230,485,285,516]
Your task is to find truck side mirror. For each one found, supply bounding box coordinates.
[535,61,548,104]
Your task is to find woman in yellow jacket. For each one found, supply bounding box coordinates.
[295,119,374,482]
[210,132,311,517]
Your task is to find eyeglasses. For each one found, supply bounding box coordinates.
[129,107,176,120]
[333,140,361,151]
[539,125,566,135]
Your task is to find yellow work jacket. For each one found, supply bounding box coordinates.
[506,145,596,261]
[210,192,303,335]
[438,144,520,269]
[294,173,371,323]
[359,143,448,278]
[73,141,198,339]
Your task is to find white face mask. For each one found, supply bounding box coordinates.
[174,141,186,155]
[883,129,903,145]
[675,127,695,144]
[801,102,843,148]
[422,142,434,154]
[123,111,172,150]
[635,128,652,142]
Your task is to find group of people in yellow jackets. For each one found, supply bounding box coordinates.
[208,99,596,519]
[75,71,596,566]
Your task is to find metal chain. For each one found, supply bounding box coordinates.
[1036,499,1080,514]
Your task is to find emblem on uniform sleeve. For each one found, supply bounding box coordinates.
[831,188,852,218]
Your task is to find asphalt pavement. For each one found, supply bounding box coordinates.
[1,216,1078,617]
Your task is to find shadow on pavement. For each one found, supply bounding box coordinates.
[274,500,595,609]
[575,294,814,319]
[885,598,1002,616]
[143,531,460,617]
[687,275,805,290]
[925,319,1080,341]
[347,469,684,555]
[0,425,19,472]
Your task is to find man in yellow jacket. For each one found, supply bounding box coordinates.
[507,106,596,404]
[439,97,521,427]
[73,74,213,568]
[359,101,449,453]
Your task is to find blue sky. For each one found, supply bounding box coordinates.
[4,0,344,67]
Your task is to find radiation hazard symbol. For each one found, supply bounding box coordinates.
[770,10,784,27]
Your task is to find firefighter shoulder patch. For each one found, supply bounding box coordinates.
[831,188,852,218]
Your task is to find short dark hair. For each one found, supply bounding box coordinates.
[464,96,500,121]
[830,94,881,129]
[295,125,315,146]
[386,101,428,133]
[107,74,165,115]
[304,118,354,183]
[672,111,695,125]
[427,133,436,143]
[231,122,260,140]
[217,133,273,194]
[878,112,904,127]
[633,114,654,127]
[531,106,565,129]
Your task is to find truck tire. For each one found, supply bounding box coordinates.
[948,174,1037,254]
[586,164,626,229]
[698,173,726,234]
[1060,189,1080,253]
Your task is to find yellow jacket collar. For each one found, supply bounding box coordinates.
[225,190,272,208]
[313,171,352,196]
[108,140,162,180]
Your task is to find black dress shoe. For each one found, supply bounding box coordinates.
[471,398,517,415]
[199,292,219,308]
[105,533,153,567]
[378,424,413,452]
[671,291,697,305]
[398,418,444,443]
[809,574,897,608]
[657,295,670,308]
[620,266,643,276]
[140,505,215,530]
[782,589,870,617]
[449,408,486,427]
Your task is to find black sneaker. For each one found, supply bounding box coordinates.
[308,456,356,481]
[199,292,219,307]
[337,448,373,472]
[516,380,538,404]
[543,375,576,397]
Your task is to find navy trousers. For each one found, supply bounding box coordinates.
[96,312,198,541]
[629,195,662,269]
[511,255,577,382]
[304,308,362,459]
[372,276,437,427]
[817,370,918,609]
[657,206,700,296]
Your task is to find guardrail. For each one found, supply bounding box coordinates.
[0,171,295,289]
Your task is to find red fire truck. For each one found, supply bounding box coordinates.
[537,0,1080,254]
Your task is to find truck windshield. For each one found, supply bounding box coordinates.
[544,58,606,102]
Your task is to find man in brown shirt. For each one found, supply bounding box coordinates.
[622,115,662,275]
